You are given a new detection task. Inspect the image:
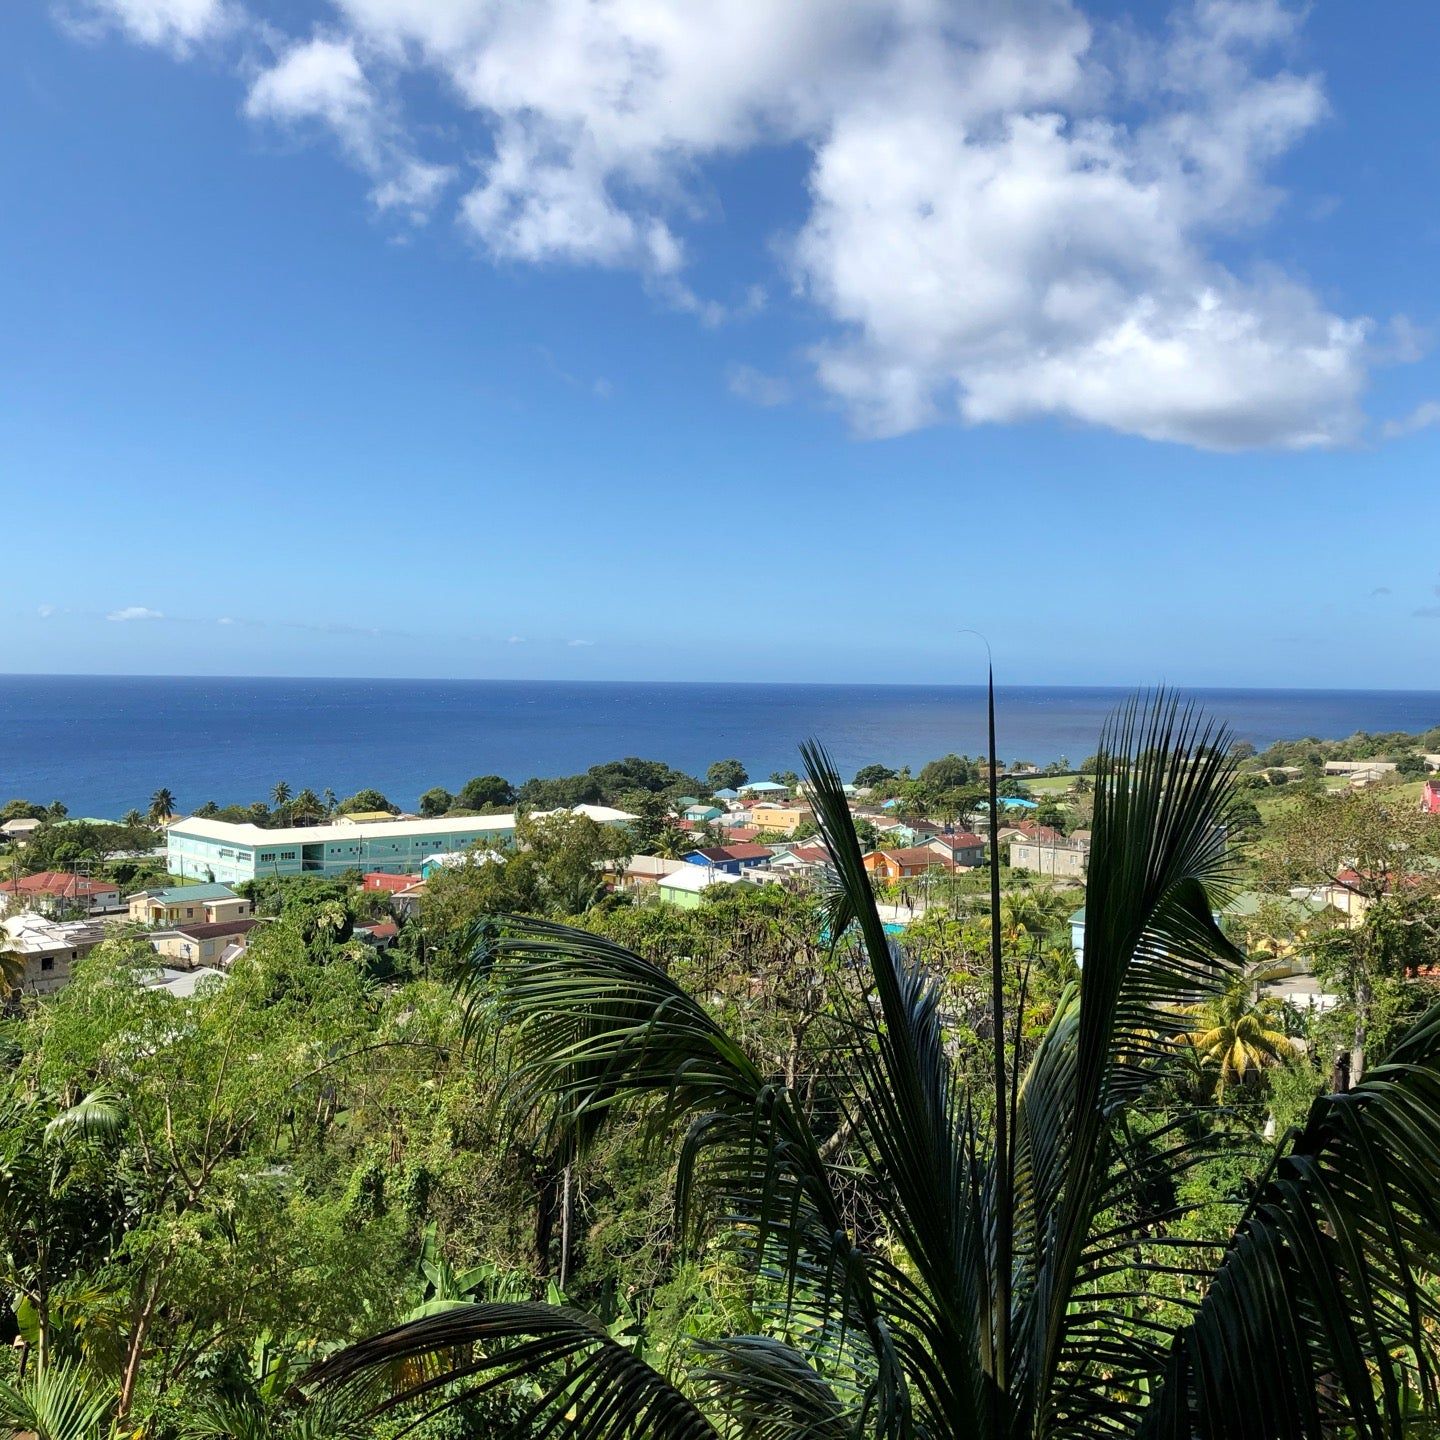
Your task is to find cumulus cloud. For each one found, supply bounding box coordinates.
[1381,400,1440,440]
[245,34,452,217]
[62,0,231,51]
[63,0,1394,449]
[727,364,791,408]
[107,605,165,622]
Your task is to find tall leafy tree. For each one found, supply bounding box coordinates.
[319,693,1440,1439]
[706,760,748,793]
[147,789,176,825]
[271,781,292,809]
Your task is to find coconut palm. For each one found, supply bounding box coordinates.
[290,789,324,825]
[1182,965,1298,1098]
[998,886,1073,953]
[148,788,176,825]
[121,809,144,829]
[317,692,1440,1440]
[272,780,293,809]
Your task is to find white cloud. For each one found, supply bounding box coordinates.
[64,0,1393,450]
[567,638,594,647]
[107,605,165,622]
[727,364,791,408]
[245,35,452,218]
[63,0,231,51]
[36,604,56,619]
[1381,400,1440,440]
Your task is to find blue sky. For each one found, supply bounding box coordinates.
[3,0,1439,687]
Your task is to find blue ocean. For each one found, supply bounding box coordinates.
[2,676,1438,819]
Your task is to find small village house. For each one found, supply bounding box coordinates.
[0,871,121,917]
[127,883,253,926]
[657,865,755,908]
[863,847,949,881]
[149,918,259,969]
[1,913,104,996]
[684,843,774,875]
[1008,830,1090,879]
[749,803,814,836]
[926,832,987,867]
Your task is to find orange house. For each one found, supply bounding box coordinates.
[862,847,947,881]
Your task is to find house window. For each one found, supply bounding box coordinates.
[41,957,54,972]
[186,908,194,918]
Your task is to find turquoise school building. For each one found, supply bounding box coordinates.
[165,814,520,885]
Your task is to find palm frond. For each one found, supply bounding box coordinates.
[802,740,988,1432]
[44,1090,125,1146]
[310,1302,719,1440]
[456,913,915,1436]
[1142,1000,1440,1440]
[691,1335,854,1440]
[1016,694,1248,1424]
[0,1360,113,1440]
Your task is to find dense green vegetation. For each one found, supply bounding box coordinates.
[5,711,1440,1436]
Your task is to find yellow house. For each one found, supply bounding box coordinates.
[127,884,253,926]
[750,804,814,836]
[149,918,258,969]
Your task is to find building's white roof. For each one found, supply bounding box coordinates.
[1,913,100,953]
[531,804,640,825]
[423,850,503,868]
[139,965,227,998]
[657,866,747,893]
[1,818,43,836]
[168,813,519,846]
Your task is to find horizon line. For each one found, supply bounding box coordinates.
[3,671,1440,697]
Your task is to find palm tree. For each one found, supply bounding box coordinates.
[148,788,176,825]
[272,780,293,809]
[290,789,323,825]
[1182,965,1298,1099]
[316,692,1440,1439]
[323,788,338,816]
[121,809,144,829]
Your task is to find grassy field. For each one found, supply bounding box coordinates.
[1021,775,1081,795]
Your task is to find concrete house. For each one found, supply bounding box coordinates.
[684,843,774,875]
[926,832,987,867]
[149,918,259,969]
[1,913,104,996]
[1008,833,1090,879]
[750,804,814,836]
[863,847,948,881]
[740,780,792,800]
[0,872,120,917]
[657,866,756,908]
[127,883,253,926]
